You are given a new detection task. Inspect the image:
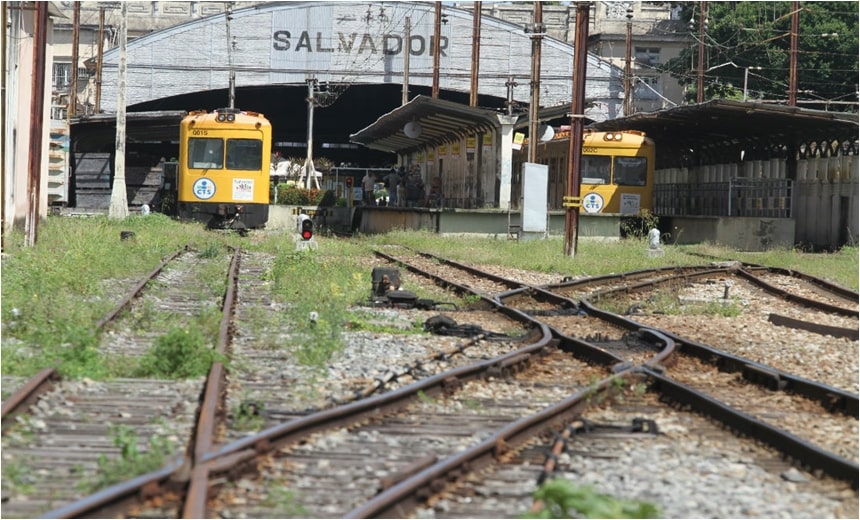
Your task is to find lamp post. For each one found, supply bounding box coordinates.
[742,66,762,101]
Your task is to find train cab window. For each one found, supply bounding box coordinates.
[226,138,263,171]
[581,155,611,185]
[188,138,224,169]
[613,157,648,186]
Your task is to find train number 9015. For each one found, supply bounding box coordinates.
[191,129,209,136]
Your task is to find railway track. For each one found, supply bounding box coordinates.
[0,247,231,518]
[2,246,856,518]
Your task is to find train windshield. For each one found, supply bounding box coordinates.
[614,157,648,186]
[188,138,224,169]
[226,139,263,171]
[581,155,611,185]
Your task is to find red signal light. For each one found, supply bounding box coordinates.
[346,177,353,187]
[299,215,314,240]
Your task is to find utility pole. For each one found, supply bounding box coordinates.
[25,1,49,246]
[225,2,235,109]
[432,2,441,98]
[564,2,589,258]
[470,3,481,108]
[788,1,799,106]
[527,2,542,164]
[95,5,105,113]
[696,1,707,103]
[108,2,128,220]
[69,1,80,120]
[470,2,482,208]
[402,16,410,105]
[623,6,633,116]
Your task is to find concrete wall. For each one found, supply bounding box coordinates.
[664,216,796,251]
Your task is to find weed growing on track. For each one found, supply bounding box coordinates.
[135,326,225,379]
[524,477,659,518]
[80,424,174,494]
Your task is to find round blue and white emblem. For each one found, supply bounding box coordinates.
[582,192,604,214]
[192,178,215,200]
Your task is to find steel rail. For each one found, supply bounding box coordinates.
[543,264,723,291]
[740,264,859,301]
[40,249,242,519]
[1,368,59,428]
[768,312,859,340]
[342,369,647,518]
[95,247,187,329]
[641,368,859,489]
[3,248,187,431]
[736,268,858,317]
[577,299,860,418]
[41,460,186,519]
[199,320,554,466]
[412,248,535,290]
[182,248,242,519]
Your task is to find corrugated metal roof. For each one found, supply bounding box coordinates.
[589,99,858,149]
[349,95,503,154]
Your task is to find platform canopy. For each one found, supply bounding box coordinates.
[349,95,502,154]
[589,100,858,168]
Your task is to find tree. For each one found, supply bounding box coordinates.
[662,1,858,109]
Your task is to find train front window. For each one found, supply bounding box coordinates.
[188,138,223,169]
[581,156,611,184]
[613,157,647,186]
[226,139,262,171]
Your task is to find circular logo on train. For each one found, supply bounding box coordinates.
[192,178,216,200]
[582,192,605,214]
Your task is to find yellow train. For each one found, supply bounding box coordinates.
[178,108,272,230]
[514,129,655,214]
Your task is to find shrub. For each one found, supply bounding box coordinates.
[273,185,331,206]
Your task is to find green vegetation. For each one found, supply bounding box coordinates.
[263,483,309,516]
[81,424,175,494]
[135,326,225,379]
[524,478,659,519]
[2,217,856,380]
[663,2,857,106]
[1,460,39,496]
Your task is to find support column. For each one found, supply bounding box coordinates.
[497,115,517,210]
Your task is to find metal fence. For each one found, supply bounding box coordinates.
[655,178,793,218]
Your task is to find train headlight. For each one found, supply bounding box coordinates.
[217,113,226,122]
[227,114,235,122]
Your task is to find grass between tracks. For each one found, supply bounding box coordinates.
[1,216,857,379]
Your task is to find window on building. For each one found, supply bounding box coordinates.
[52,62,71,90]
[635,76,661,100]
[634,47,661,67]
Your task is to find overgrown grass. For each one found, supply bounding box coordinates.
[524,478,659,519]
[3,218,857,379]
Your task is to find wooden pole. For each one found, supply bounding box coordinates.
[564,2,590,257]
[528,2,542,163]
[25,1,49,246]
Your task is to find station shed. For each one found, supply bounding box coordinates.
[590,100,858,250]
[352,98,858,251]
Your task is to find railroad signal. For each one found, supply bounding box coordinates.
[298,214,314,240]
[346,177,353,188]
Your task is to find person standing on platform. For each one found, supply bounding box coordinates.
[384,168,401,207]
[362,171,376,206]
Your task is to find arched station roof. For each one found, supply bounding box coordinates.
[97,1,623,121]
